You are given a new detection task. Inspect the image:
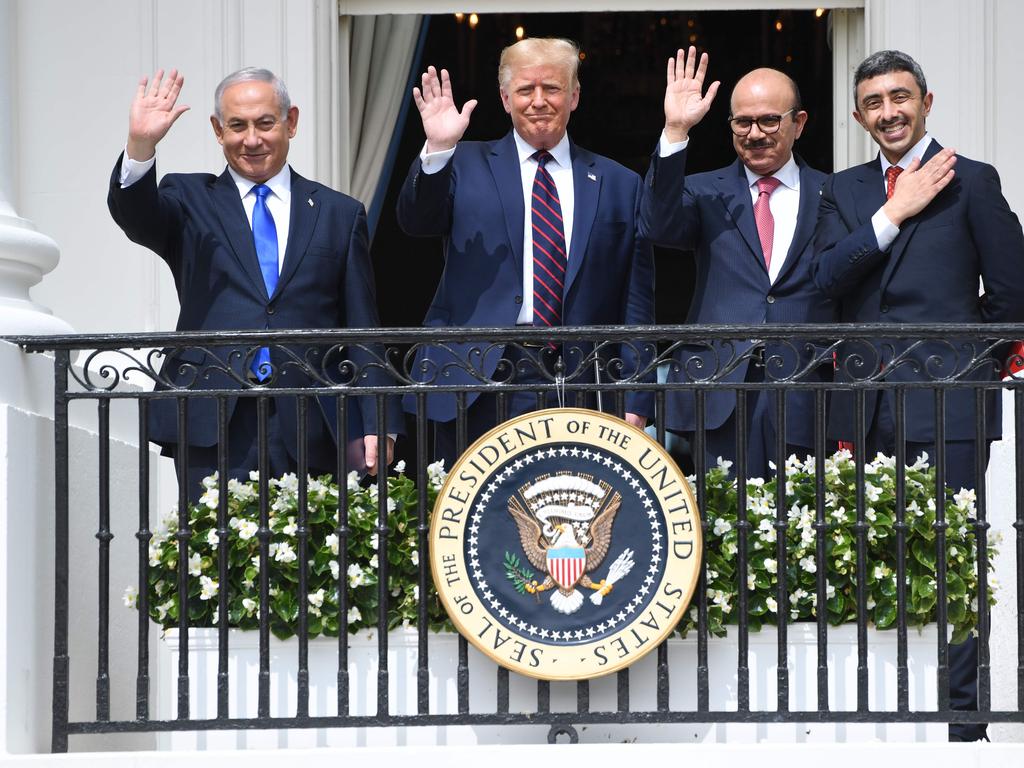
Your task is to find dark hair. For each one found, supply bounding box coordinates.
[853,50,928,106]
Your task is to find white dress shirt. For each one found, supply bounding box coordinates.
[871,133,933,252]
[419,130,576,324]
[120,149,292,272]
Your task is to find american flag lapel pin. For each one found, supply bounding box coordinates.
[587,172,597,181]
[307,198,314,207]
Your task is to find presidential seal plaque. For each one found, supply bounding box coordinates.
[429,408,702,681]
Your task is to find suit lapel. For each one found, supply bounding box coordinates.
[209,170,268,299]
[275,169,320,297]
[773,158,818,286]
[486,134,525,277]
[718,160,766,274]
[880,141,943,292]
[566,142,599,296]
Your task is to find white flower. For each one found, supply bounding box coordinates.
[394,460,406,474]
[873,564,885,580]
[329,560,340,580]
[199,487,219,510]
[369,554,379,570]
[282,516,298,537]
[202,472,219,489]
[250,555,260,571]
[347,606,362,624]
[712,518,732,536]
[716,457,733,472]
[122,586,138,608]
[188,552,203,576]
[766,596,778,613]
[248,470,260,482]
[228,478,257,501]
[426,459,448,488]
[410,550,419,567]
[156,599,174,621]
[325,533,340,556]
[764,558,777,574]
[866,597,876,610]
[747,573,756,591]
[199,575,218,601]
[370,532,380,551]
[206,529,220,547]
[953,488,976,512]
[347,563,366,587]
[347,471,361,492]
[273,542,297,563]
[237,520,258,541]
[242,597,258,615]
[308,588,326,608]
[800,556,816,574]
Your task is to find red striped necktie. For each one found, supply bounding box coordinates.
[530,150,566,328]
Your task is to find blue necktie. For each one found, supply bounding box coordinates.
[530,150,566,328]
[251,184,278,381]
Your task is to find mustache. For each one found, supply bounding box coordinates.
[743,138,773,149]
[878,118,905,129]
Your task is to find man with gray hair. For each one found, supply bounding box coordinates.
[814,49,1024,742]
[108,67,398,499]
[397,38,655,466]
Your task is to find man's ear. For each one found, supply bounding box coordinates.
[210,116,225,145]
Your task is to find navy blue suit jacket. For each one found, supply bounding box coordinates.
[813,141,1024,442]
[396,133,655,422]
[640,149,836,445]
[107,155,400,458]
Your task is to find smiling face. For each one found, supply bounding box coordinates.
[500,63,580,151]
[210,80,298,183]
[730,69,807,177]
[853,70,932,164]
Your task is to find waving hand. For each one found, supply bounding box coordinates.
[412,66,477,153]
[663,47,719,143]
[127,69,190,161]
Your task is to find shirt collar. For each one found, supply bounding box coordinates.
[227,164,292,201]
[880,133,933,174]
[743,154,800,191]
[512,130,572,169]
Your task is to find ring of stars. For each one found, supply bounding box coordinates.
[467,445,666,644]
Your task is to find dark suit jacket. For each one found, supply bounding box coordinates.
[812,140,1024,442]
[107,155,401,462]
[639,149,836,446]
[396,132,655,422]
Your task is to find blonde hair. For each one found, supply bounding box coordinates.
[498,38,580,92]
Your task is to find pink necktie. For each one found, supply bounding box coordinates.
[753,176,782,269]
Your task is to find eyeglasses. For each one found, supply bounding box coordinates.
[728,109,796,137]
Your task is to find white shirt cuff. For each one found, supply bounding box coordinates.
[419,142,455,175]
[871,207,899,252]
[658,131,689,158]
[119,146,156,188]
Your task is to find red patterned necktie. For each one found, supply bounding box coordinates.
[530,150,566,327]
[886,165,903,199]
[753,175,782,269]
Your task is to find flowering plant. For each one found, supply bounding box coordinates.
[128,461,451,639]
[689,450,998,644]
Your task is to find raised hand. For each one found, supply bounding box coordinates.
[882,148,957,227]
[127,69,190,161]
[412,66,477,153]
[663,46,719,143]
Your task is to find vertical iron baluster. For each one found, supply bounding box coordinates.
[495,391,510,714]
[256,395,271,718]
[735,388,750,711]
[537,680,550,713]
[376,394,390,717]
[813,388,828,711]
[215,398,230,719]
[974,388,991,712]
[335,397,350,716]
[655,388,668,712]
[296,396,310,718]
[455,391,470,714]
[1015,389,1024,711]
[853,389,868,711]
[894,389,909,712]
[934,390,950,713]
[51,350,71,753]
[577,680,590,713]
[694,388,709,712]
[175,397,190,720]
[416,394,431,715]
[774,388,788,713]
[136,399,152,721]
[96,399,112,721]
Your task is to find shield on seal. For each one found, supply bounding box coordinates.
[546,546,586,590]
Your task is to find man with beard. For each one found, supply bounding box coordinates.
[814,49,1024,742]
[640,49,836,480]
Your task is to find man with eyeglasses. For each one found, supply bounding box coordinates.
[108,67,400,500]
[814,50,1024,742]
[640,49,835,480]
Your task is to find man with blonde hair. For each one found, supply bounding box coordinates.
[398,38,654,465]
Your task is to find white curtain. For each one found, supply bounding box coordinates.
[338,14,422,207]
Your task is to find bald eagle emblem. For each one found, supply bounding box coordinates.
[507,472,635,615]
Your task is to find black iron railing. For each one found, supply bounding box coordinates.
[11,324,1024,750]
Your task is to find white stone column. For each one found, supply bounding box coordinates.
[0,0,71,334]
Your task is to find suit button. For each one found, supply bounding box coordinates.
[266,306,276,315]
[880,304,889,313]
[514,295,523,305]
[766,295,776,304]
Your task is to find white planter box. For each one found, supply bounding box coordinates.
[156,623,943,748]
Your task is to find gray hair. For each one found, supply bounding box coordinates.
[213,67,291,121]
[853,50,928,106]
